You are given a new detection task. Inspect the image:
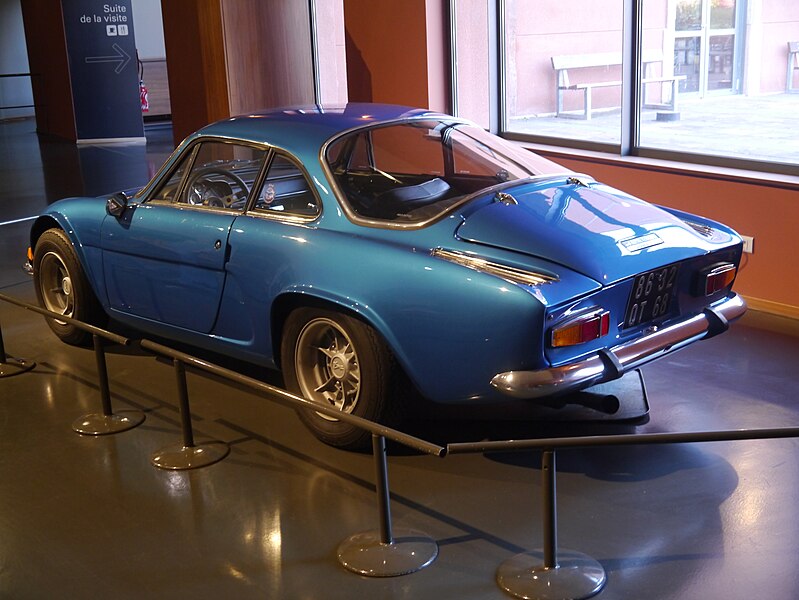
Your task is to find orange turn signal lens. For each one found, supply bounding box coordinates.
[704,264,736,296]
[551,310,611,348]
[27,247,33,261]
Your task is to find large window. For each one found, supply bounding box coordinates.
[453,0,799,175]
[503,0,624,147]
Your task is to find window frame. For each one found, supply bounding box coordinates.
[142,136,272,213]
[249,150,323,222]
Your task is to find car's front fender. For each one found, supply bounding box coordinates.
[30,199,109,305]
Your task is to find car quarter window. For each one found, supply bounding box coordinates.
[370,123,445,176]
[253,154,318,217]
[149,141,267,210]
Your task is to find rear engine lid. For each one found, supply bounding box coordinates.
[456,180,734,285]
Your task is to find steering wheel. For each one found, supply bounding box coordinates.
[185,167,249,207]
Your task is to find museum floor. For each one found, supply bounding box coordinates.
[2,118,799,599]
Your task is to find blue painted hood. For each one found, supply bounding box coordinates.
[456,181,731,285]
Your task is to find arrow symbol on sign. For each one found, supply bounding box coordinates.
[85,43,131,74]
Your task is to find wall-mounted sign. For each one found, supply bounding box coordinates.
[61,1,144,142]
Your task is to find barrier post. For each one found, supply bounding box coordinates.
[72,334,145,435]
[150,358,230,470]
[0,316,36,378]
[496,448,606,600]
[337,434,438,577]
[374,434,394,544]
[542,449,558,569]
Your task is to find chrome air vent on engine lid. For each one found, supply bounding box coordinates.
[684,220,714,237]
[431,248,558,287]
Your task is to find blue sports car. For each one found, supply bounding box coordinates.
[27,103,746,448]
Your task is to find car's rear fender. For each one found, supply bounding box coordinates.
[263,247,557,404]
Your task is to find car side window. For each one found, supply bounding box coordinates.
[148,146,195,203]
[150,141,267,210]
[253,154,318,217]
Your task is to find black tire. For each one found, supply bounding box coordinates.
[281,307,403,450]
[33,228,105,346]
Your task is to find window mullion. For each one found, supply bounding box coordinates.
[622,0,644,156]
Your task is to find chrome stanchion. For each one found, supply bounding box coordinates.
[72,335,145,434]
[150,358,229,470]
[497,449,606,599]
[337,434,438,577]
[0,316,35,378]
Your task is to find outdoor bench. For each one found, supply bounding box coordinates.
[788,42,799,92]
[551,50,686,119]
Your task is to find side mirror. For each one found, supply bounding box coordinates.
[106,191,129,217]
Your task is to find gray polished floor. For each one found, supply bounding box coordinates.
[1,118,799,599]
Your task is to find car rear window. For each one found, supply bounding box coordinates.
[325,120,561,224]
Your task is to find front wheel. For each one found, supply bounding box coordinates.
[33,228,105,345]
[281,307,403,450]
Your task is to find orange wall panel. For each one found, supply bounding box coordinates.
[345,0,429,106]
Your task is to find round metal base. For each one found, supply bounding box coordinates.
[497,549,606,600]
[72,411,145,435]
[151,441,230,470]
[338,528,438,577]
[0,357,36,378]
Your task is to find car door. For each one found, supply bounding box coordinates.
[210,152,322,357]
[101,139,268,333]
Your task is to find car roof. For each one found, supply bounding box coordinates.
[195,103,453,157]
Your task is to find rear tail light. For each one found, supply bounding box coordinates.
[551,310,611,348]
[700,263,737,296]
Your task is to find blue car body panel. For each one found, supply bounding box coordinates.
[30,103,745,404]
[456,180,735,285]
[101,203,237,332]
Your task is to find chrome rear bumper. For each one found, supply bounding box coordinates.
[490,294,747,400]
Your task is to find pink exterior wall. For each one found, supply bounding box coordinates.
[759,0,799,91]
[504,0,799,118]
[505,0,624,117]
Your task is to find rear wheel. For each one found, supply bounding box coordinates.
[33,228,105,345]
[281,307,402,450]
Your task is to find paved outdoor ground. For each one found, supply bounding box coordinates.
[509,92,799,167]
